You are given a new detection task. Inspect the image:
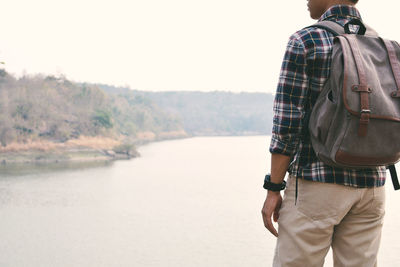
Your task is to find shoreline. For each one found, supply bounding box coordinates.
[0,132,190,165]
[0,132,268,166]
[0,147,137,165]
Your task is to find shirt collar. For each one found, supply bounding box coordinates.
[318,5,362,22]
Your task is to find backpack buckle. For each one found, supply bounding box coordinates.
[352,85,371,93]
[391,91,400,98]
[361,109,371,113]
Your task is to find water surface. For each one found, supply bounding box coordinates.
[0,136,399,266]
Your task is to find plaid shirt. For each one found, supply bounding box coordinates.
[269,5,386,187]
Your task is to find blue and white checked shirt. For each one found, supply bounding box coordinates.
[269,5,386,187]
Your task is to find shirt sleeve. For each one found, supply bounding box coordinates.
[269,35,309,156]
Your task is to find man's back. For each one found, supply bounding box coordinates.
[262,2,387,266]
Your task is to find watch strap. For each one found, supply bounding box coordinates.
[263,174,286,191]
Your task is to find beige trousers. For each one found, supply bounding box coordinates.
[273,176,385,267]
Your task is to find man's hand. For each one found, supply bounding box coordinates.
[261,191,282,237]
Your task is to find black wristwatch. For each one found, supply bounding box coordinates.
[263,174,286,191]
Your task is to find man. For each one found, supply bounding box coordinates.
[261,1,387,266]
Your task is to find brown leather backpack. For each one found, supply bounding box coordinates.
[307,19,400,189]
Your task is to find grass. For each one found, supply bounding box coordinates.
[0,136,122,153]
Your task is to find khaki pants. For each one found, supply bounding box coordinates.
[273,176,385,267]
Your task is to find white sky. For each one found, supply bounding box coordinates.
[0,0,399,93]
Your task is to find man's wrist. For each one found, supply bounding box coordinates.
[267,190,281,196]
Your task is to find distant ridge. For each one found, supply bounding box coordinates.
[96,84,274,136]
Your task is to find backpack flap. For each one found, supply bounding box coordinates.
[339,35,400,126]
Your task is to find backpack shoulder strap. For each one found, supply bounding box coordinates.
[304,21,345,36]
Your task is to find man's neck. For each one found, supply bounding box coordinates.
[328,0,355,7]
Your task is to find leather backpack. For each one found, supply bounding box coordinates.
[307,19,400,189]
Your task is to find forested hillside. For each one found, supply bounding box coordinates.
[0,72,274,151]
[98,85,274,136]
[0,72,183,147]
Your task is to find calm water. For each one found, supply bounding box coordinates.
[0,136,399,267]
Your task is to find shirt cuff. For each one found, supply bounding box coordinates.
[269,134,299,156]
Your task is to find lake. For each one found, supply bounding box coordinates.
[0,136,399,266]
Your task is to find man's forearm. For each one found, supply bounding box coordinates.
[270,153,291,184]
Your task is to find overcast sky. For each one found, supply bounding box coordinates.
[0,1,398,93]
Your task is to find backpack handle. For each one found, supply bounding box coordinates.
[306,20,378,37]
[344,19,366,35]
